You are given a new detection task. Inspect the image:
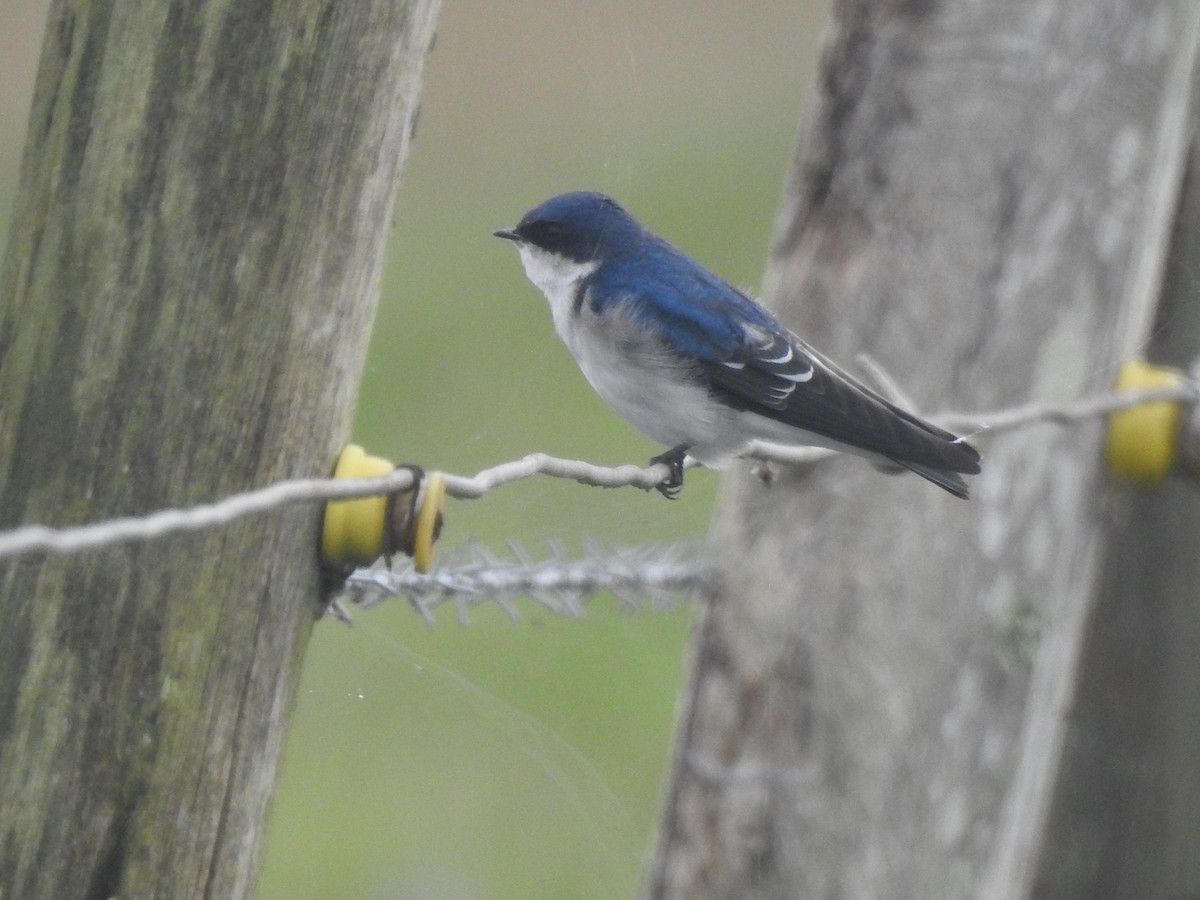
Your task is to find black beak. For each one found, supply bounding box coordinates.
[493,228,520,241]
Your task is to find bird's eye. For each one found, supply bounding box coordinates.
[526,220,565,245]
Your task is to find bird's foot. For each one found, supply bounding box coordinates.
[649,445,689,499]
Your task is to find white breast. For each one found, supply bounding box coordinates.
[514,243,743,464]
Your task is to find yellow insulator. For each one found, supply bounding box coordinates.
[412,471,446,574]
[1105,359,1184,486]
[321,445,444,571]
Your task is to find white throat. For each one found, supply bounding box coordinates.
[515,244,599,332]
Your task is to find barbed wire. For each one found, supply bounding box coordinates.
[338,541,714,624]
[0,382,1191,563]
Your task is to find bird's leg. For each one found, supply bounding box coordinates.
[649,444,689,499]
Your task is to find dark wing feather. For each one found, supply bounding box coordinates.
[596,234,980,492]
[701,327,980,477]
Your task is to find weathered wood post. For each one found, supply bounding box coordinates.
[0,1,440,896]
[648,0,1200,897]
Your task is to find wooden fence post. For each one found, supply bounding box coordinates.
[0,1,439,896]
[647,0,1200,897]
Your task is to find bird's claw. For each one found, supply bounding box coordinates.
[657,479,682,500]
[649,445,689,499]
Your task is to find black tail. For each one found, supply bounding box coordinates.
[892,454,976,499]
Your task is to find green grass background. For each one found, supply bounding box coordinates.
[0,3,822,897]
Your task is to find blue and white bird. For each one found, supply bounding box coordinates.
[494,191,981,498]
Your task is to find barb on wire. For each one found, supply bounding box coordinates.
[340,541,715,624]
[0,382,1193,562]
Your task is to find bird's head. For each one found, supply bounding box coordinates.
[494,191,640,265]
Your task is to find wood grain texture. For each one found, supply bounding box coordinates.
[0,0,440,896]
[647,0,1200,897]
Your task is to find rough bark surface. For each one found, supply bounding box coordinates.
[0,1,440,896]
[648,1,1200,897]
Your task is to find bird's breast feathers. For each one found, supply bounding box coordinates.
[562,293,734,454]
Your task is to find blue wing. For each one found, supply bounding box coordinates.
[587,233,814,398]
[588,235,980,480]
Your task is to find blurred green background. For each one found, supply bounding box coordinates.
[0,2,822,897]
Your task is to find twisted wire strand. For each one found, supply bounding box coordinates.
[0,383,1190,561]
[342,541,714,623]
